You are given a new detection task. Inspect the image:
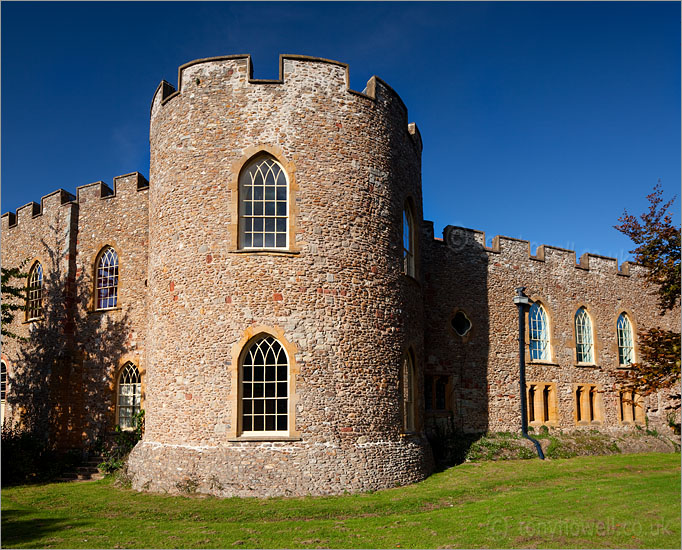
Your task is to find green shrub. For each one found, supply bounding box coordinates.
[1,421,81,485]
[545,436,576,459]
[99,410,144,473]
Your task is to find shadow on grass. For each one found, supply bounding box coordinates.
[1,509,90,548]
[428,431,485,471]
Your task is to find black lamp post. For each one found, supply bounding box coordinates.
[513,287,545,459]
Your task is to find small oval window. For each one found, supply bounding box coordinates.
[451,311,472,336]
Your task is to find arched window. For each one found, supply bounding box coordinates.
[574,307,594,363]
[117,362,141,430]
[529,303,550,361]
[96,246,119,310]
[402,350,416,432]
[403,204,415,277]
[617,313,634,366]
[1,362,6,402]
[1,361,6,425]
[26,262,44,320]
[241,336,289,434]
[239,156,288,249]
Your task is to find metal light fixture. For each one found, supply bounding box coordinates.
[514,287,545,460]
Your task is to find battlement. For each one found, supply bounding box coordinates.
[2,189,75,230]
[437,224,637,276]
[2,172,148,231]
[150,54,421,152]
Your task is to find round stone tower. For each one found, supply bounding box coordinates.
[128,55,432,496]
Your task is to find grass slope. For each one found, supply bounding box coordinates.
[2,453,680,549]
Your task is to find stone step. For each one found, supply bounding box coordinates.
[55,457,106,483]
[76,466,101,474]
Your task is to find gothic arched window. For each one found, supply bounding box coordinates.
[96,246,119,310]
[241,336,289,434]
[529,303,550,361]
[1,362,6,403]
[0,361,6,425]
[117,362,141,430]
[239,157,288,249]
[403,204,415,277]
[26,261,44,321]
[402,350,416,432]
[574,307,594,364]
[617,313,634,366]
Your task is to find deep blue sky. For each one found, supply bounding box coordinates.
[2,2,679,262]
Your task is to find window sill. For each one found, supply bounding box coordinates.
[228,435,301,442]
[574,363,600,369]
[617,364,635,370]
[89,307,122,314]
[425,410,451,417]
[527,361,560,367]
[228,249,300,257]
[22,317,43,324]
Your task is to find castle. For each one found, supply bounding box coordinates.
[1,55,678,497]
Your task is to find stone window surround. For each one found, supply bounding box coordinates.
[228,325,301,441]
[25,258,45,322]
[424,373,452,414]
[448,308,473,342]
[618,389,645,425]
[525,296,555,364]
[572,304,599,367]
[227,146,300,256]
[88,241,124,313]
[614,310,637,368]
[400,347,418,435]
[113,356,145,432]
[93,244,120,311]
[402,196,419,281]
[573,383,604,425]
[0,358,7,426]
[526,381,558,426]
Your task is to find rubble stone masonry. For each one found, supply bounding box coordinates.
[1,55,678,497]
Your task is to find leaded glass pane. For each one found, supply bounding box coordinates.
[239,158,288,249]
[241,336,288,433]
[1,362,6,402]
[617,313,634,365]
[118,362,141,429]
[574,308,594,363]
[27,262,44,320]
[529,303,550,361]
[96,247,119,310]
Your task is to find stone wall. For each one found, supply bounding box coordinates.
[2,53,678,496]
[129,54,433,496]
[1,174,149,450]
[1,190,78,445]
[422,224,680,436]
[71,173,150,446]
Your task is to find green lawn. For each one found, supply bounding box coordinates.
[2,453,680,549]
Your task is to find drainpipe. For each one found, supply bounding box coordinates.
[513,287,545,459]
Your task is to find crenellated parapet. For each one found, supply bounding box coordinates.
[437,224,640,277]
[150,54,422,153]
[2,172,148,233]
[75,172,148,207]
[2,189,75,231]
